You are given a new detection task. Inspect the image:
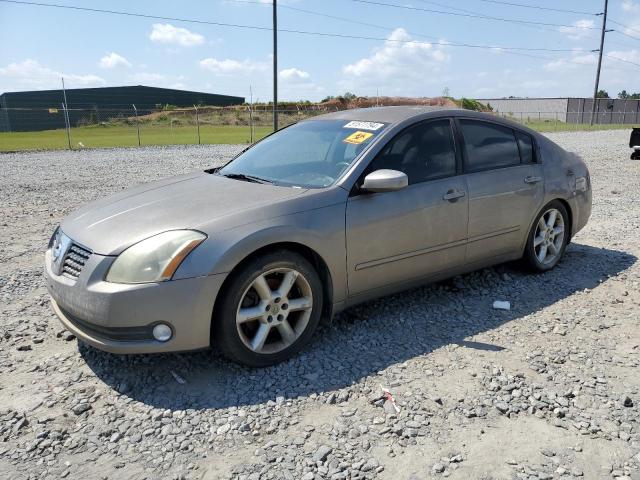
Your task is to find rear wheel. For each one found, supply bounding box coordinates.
[523,201,570,272]
[214,250,323,367]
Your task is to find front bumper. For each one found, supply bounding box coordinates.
[45,249,227,354]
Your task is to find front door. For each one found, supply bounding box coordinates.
[346,119,469,296]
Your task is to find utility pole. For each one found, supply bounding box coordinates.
[61,77,72,150]
[132,104,141,146]
[272,0,278,131]
[590,0,610,126]
[249,85,254,143]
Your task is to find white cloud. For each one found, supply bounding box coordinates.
[279,68,310,82]
[543,51,596,72]
[0,59,105,91]
[623,0,640,13]
[149,23,204,47]
[340,28,449,95]
[98,52,131,69]
[558,19,595,40]
[607,49,640,65]
[199,57,268,75]
[127,72,188,89]
[130,72,166,83]
[620,1,640,37]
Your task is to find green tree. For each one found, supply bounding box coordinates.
[596,89,610,98]
[618,90,630,99]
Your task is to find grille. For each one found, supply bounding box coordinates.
[62,243,92,278]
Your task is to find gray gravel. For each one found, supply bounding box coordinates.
[1,131,639,480]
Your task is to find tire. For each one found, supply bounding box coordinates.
[213,250,323,367]
[523,200,570,272]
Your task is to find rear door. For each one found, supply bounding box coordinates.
[457,119,544,264]
[346,118,468,296]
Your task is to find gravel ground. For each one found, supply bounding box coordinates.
[1,131,639,480]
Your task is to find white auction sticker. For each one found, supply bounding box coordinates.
[343,121,385,131]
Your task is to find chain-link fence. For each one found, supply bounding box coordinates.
[0,104,336,152]
[1,104,638,152]
[489,110,640,130]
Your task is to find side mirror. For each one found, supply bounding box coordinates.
[361,169,408,193]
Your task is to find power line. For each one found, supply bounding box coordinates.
[415,0,505,17]
[230,0,595,54]
[605,54,640,68]
[611,29,640,42]
[469,0,598,16]
[608,18,640,37]
[606,38,640,49]
[0,0,593,54]
[233,0,640,72]
[233,0,561,41]
[351,0,601,30]
[412,0,575,34]
[2,0,638,84]
[0,0,274,31]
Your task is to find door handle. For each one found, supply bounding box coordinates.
[443,190,465,201]
[524,176,542,184]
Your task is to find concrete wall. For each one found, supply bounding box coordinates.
[477,98,569,121]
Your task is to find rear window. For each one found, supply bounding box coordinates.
[516,131,535,164]
[459,120,520,172]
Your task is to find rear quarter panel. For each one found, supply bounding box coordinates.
[538,135,592,237]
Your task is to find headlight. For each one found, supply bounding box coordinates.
[106,230,206,284]
[48,226,60,249]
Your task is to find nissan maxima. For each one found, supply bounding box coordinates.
[45,107,592,367]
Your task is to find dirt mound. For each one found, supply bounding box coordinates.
[320,96,458,110]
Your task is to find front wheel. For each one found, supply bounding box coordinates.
[214,250,323,367]
[523,201,570,272]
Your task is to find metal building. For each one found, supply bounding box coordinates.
[476,97,640,124]
[0,85,244,132]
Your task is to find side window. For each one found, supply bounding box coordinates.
[369,119,457,184]
[515,131,535,164]
[459,120,520,172]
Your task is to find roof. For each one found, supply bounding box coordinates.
[0,85,241,97]
[313,106,462,124]
[309,105,541,138]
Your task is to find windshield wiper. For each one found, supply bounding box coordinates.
[219,172,272,184]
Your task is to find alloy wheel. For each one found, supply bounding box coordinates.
[236,268,313,354]
[533,208,565,265]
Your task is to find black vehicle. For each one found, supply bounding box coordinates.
[631,128,640,160]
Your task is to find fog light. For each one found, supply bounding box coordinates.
[152,324,172,342]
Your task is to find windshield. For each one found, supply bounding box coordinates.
[218,119,387,188]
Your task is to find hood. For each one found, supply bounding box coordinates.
[61,172,308,255]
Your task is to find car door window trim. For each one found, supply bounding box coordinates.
[456,118,525,174]
[351,117,460,195]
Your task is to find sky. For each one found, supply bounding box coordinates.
[1,0,639,102]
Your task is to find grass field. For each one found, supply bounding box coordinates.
[0,124,273,151]
[521,120,638,133]
[0,120,636,152]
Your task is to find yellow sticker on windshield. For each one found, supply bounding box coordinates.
[343,131,373,145]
